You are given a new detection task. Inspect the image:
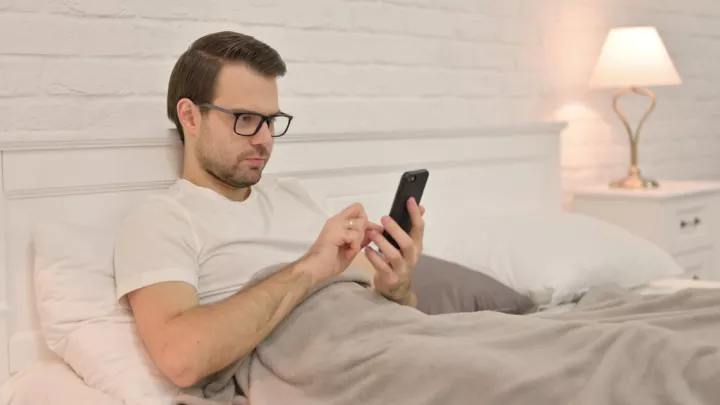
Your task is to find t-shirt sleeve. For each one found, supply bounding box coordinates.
[113,196,200,306]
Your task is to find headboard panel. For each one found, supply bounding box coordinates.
[0,122,566,383]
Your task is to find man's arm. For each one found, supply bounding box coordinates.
[123,202,371,389]
[129,254,320,388]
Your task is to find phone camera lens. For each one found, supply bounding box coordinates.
[409,175,416,182]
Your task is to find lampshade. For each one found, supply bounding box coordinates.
[590,27,681,88]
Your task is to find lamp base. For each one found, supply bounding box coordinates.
[610,167,659,189]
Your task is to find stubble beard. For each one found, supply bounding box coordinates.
[196,140,268,190]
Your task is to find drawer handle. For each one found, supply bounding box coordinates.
[693,275,700,281]
[680,217,702,229]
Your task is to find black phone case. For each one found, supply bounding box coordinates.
[383,169,429,249]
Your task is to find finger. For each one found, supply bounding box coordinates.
[360,221,383,246]
[347,216,367,234]
[370,229,408,272]
[365,247,397,284]
[339,202,366,220]
[419,205,426,216]
[407,197,425,244]
[365,221,384,233]
[379,216,416,261]
[342,228,363,249]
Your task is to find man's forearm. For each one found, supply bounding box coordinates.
[166,255,319,386]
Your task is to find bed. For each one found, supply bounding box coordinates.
[0,122,718,405]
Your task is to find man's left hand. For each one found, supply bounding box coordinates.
[364,197,426,306]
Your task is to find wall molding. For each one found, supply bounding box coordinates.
[4,180,177,200]
[0,122,567,151]
[0,136,179,152]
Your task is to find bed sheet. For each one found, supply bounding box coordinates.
[0,360,122,405]
[536,277,720,315]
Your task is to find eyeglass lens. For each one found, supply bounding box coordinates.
[236,114,290,137]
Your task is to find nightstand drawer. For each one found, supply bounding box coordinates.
[674,248,713,281]
[664,196,713,254]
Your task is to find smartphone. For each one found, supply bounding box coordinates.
[382,169,429,249]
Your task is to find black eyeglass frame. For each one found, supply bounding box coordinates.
[197,103,293,137]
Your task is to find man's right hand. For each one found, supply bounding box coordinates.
[303,203,381,284]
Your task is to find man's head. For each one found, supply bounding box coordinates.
[167,31,288,194]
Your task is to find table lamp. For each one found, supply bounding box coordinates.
[589,26,681,189]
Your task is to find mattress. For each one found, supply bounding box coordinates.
[0,360,122,405]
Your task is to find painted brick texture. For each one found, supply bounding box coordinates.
[0,0,717,194]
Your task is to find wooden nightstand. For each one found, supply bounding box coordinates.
[571,181,720,281]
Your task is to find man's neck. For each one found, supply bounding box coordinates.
[182,169,252,202]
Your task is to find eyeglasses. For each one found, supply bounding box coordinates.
[197,103,293,137]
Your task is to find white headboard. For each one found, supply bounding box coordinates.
[0,122,566,384]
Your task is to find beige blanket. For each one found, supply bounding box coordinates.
[174,269,720,405]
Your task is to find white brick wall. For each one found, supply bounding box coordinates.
[0,0,718,198]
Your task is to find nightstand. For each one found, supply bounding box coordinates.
[571,181,720,281]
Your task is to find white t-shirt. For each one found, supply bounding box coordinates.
[113,176,330,307]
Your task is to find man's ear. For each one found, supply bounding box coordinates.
[177,98,199,140]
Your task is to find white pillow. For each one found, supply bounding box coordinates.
[33,221,179,405]
[0,360,124,405]
[442,212,684,304]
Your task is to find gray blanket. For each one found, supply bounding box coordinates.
[174,267,720,405]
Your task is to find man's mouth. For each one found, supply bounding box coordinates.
[246,158,266,166]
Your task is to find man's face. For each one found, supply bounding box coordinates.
[193,63,279,189]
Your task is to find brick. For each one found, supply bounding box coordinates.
[0,14,81,55]
[382,0,420,6]
[283,31,465,67]
[431,42,517,69]
[0,14,172,57]
[0,0,46,12]
[135,0,276,25]
[279,97,376,134]
[518,0,559,23]
[136,0,352,32]
[0,58,43,96]
[344,2,496,41]
[371,36,438,66]
[47,0,137,17]
[453,14,503,42]
[500,18,542,45]
[500,71,543,97]
[514,46,548,70]
[655,0,718,16]
[44,58,172,96]
[281,96,514,134]
[279,31,384,64]
[0,98,167,131]
[418,0,521,16]
[285,63,506,99]
[0,14,255,58]
[282,1,354,31]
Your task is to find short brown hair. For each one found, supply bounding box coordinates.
[167,31,287,143]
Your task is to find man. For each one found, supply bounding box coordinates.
[113,31,426,389]
[114,31,720,405]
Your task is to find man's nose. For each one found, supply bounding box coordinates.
[250,121,273,144]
